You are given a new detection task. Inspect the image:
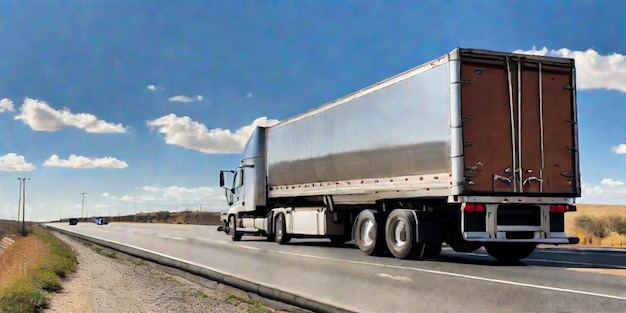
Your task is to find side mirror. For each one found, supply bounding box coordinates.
[219,171,225,187]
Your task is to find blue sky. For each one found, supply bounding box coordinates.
[0,1,625,221]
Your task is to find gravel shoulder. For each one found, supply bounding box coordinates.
[45,232,307,313]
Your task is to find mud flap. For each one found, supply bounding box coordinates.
[411,211,442,243]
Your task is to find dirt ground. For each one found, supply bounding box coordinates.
[0,234,46,287]
[45,233,304,313]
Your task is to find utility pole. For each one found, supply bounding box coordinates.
[80,192,88,219]
[16,178,22,233]
[18,178,30,236]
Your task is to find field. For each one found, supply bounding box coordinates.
[0,220,18,239]
[566,204,626,248]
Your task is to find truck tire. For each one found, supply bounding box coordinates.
[354,210,386,256]
[484,243,536,263]
[274,214,290,244]
[229,215,243,241]
[384,209,422,259]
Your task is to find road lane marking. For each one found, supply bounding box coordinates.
[377,273,413,283]
[567,268,626,277]
[156,235,185,241]
[223,243,626,301]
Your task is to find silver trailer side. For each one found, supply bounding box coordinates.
[267,52,457,203]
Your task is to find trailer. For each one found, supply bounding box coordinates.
[218,47,581,262]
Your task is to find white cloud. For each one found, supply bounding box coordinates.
[141,186,160,192]
[106,186,218,205]
[601,178,625,187]
[0,98,15,112]
[612,144,626,154]
[147,115,279,154]
[43,154,129,169]
[0,153,36,172]
[169,95,203,103]
[14,98,126,133]
[141,185,216,200]
[246,92,253,98]
[581,181,626,204]
[514,47,626,93]
[119,195,135,202]
[147,85,157,91]
[102,192,110,197]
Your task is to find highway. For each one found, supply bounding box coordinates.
[46,222,626,313]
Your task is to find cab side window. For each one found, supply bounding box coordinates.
[233,169,244,190]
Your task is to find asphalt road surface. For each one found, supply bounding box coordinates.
[46,222,626,313]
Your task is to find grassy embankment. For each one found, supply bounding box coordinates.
[0,227,77,313]
[566,204,626,247]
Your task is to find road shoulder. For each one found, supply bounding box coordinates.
[46,232,307,313]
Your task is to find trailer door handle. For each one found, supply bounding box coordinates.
[493,174,512,184]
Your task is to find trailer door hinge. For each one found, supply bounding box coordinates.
[462,80,471,84]
[563,85,575,90]
[565,146,578,151]
[463,142,473,147]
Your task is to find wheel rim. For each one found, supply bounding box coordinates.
[229,217,235,235]
[391,219,408,248]
[277,217,283,237]
[361,219,375,247]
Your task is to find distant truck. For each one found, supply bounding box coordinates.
[218,48,581,262]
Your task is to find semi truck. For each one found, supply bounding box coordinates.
[218,47,581,262]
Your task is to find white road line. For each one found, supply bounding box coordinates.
[377,273,413,283]
[156,235,185,241]
[196,237,229,244]
[224,243,626,301]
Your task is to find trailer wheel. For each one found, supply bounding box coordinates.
[274,214,290,244]
[354,210,385,255]
[229,215,243,241]
[384,209,420,259]
[484,243,536,263]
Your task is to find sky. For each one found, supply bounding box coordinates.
[0,1,625,221]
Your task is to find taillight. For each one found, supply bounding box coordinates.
[464,203,486,212]
[550,204,569,213]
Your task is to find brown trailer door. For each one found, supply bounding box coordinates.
[459,52,579,196]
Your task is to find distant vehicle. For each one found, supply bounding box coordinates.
[69,218,78,226]
[218,48,581,263]
[93,217,108,225]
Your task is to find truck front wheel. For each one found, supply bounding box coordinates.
[229,215,243,241]
[274,214,290,244]
[484,243,536,263]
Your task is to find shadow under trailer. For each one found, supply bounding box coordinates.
[218,48,581,262]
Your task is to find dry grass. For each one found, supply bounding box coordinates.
[566,204,626,247]
[0,227,77,313]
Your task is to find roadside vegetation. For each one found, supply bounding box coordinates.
[573,214,626,247]
[0,227,77,313]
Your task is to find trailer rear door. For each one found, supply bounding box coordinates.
[459,51,579,196]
